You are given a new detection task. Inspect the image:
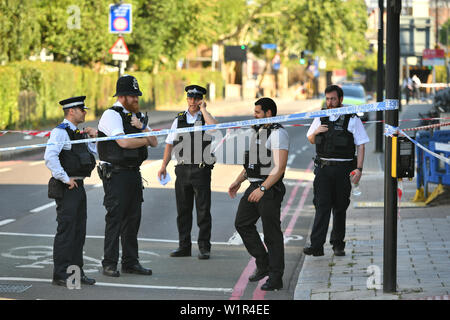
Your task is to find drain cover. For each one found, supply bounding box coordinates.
[0,284,32,293]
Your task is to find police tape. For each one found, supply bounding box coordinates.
[0,100,398,153]
[384,124,450,165]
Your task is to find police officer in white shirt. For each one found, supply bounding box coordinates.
[44,96,97,287]
[157,85,218,260]
[304,84,369,257]
[228,97,289,291]
[97,75,157,277]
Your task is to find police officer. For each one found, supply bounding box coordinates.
[97,75,157,277]
[44,96,97,286]
[228,97,289,291]
[157,85,218,260]
[304,84,369,257]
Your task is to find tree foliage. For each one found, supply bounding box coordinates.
[0,0,369,72]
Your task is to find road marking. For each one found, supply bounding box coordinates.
[0,277,233,293]
[29,160,45,166]
[0,219,15,227]
[0,168,11,173]
[302,145,308,151]
[29,201,56,213]
[287,154,296,166]
[0,232,230,245]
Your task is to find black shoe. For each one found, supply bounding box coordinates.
[122,263,152,275]
[81,275,96,285]
[103,266,120,277]
[248,268,269,282]
[170,247,191,257]
[261,278,283,291]
[303,246,324,256]
[333,247,346,256]
[52,278,67,287]
[198,251,210,260]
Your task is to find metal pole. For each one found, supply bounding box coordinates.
[383,0,401,293]
[375,0,384,153]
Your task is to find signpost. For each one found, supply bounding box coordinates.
[422,48,445,66]
[109,3,132,78]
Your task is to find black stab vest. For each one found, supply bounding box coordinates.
[315,114,356,159]
[172,111,214,164]
[244,123,285,181]
[97,107,148,167]
[58,126,96,177]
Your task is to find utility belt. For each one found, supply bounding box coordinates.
[97,162,139,180]
[249,179,284,193]
[176,160,214,169]
[313,156,356,169]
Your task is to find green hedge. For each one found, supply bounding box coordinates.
[0,61,224,130]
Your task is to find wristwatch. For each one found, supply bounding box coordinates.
[357,168,363,172]
[260,186,266,192]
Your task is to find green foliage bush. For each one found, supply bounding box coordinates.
[0,61,224,130]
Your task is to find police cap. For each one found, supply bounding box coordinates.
[59,96,88,110]
[185,85,207,98]
[113,75,143,97]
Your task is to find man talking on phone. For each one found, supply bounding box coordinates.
[158,85,218,260]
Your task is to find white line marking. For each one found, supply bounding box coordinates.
[0,168,11,173]
[287,154,296,166]
[0,232,230,245]
[0,277,233,293]
[0,219,15,227]
[302,145,308,151]
[29,160,45,166]
[29,201,56,213]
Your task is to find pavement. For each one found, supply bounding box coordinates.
[294,101,450,300]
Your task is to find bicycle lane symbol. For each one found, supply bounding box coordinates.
[1,246,159,273]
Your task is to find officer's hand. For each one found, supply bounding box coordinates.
[350,169,362,184]
[248,188,264,203]
[66,178,78,189]
[199,100,207,109]
[84,127,97,138]
[228,181,241,199]
[158,167,167,180]
[315,125,328,135]
[131,115,144,130]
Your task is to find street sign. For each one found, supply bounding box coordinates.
[261,43,277,50]
[109,3,132,34]
[109,37,129,61]
[423,48,445,66]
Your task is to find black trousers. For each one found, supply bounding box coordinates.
[174,164,212,251]
[310,163,353,250]
[53,180,87,280]
[102,168,143,268]
[235,182,286,279]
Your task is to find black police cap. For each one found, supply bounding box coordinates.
[59,96,88,110]
[113,75,143,97]
[185,85,207,98]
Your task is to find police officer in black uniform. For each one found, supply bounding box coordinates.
[97,75,157,277]
[45,96,97,286]
[228,98,289,291]
[304,85,369,257]
[158,85,218,260]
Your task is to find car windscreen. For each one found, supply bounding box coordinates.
[342,86,365,99]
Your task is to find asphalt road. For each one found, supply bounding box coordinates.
[0,114,317,301]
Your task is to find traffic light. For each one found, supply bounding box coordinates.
[299,51,305,64]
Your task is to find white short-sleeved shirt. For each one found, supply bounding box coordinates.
[165,109,212,145]
[306,115,369,161]
[248,126,290,182]
[44,119,96,183]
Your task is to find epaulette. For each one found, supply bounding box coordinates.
[56,122,69,129]
[270,123,284,129]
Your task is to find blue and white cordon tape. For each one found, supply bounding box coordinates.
[384,124,450,165]
[0,100,398,153]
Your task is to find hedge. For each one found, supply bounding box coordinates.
[0,61,224,130]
